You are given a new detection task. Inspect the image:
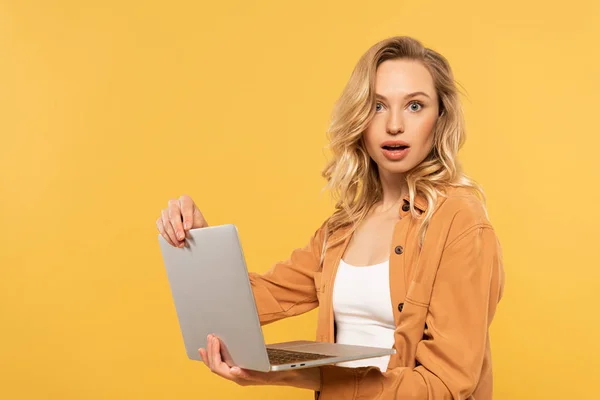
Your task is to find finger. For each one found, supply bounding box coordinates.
[210,336,237,379]
[193,205,208,229]
[230,366,250,379]
[179,195,195,231]
[206,335,214,370]
[156,217,176,247]
[211,336,221,368]
[168,199,185,241]
[161,209,183,248]
[199,348,208,367]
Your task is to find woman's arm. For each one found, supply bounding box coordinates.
[248,221,327,325]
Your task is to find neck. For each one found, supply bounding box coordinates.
[376,169,408,212]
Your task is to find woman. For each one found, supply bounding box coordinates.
[156,36,505,399]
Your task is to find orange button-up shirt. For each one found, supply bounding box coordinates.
[249,187,505,399]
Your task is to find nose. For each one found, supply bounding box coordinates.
[386,110,404,135]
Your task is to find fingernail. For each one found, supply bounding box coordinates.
[178,231,184,240]
[231,367,240,375]
[184,222,189,230]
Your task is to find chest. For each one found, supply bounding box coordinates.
[319,215,423,312]
[341,212,401,266]
[333,260,395,326]
[315,216,425,344]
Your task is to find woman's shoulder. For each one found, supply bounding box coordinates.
[432,186,494,238]
[437,186,488,213]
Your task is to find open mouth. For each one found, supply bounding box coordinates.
[381,142,410,160]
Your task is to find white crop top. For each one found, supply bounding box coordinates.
[332,258,396,371]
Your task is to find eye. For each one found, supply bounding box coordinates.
[408,101,423,112]
[375,102,384,112]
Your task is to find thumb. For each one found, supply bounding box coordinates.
[230,367,253,380]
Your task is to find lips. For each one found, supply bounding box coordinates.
[381,140,410,151]
[380,140,410,161]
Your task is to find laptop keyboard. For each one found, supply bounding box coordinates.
[267,348,334,366]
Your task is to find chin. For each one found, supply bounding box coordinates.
[376,160,415,175]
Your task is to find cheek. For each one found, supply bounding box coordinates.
[414,115,437,149]
[362,127,380,156]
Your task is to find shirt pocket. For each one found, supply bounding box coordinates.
[405,280,433,308]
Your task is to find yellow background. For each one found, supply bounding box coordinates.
[1,1,599,399]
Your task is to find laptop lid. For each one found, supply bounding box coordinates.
[158,224,271,371]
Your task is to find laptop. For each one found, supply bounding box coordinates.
[158,224,395,372]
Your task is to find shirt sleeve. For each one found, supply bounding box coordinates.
[248,222,327,325]
[317,225,505,399]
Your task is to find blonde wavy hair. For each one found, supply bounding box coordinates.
[322,36,485,247]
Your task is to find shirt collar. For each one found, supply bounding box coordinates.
[401,192,428,213]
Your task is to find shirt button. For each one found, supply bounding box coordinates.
[398,302,404,312]
[402,203,410,212]
[394,245,404,255]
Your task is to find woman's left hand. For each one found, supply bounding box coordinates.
[199,334,277,386]
[198,334,321,390]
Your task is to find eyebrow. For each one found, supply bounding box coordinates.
[375,91,431,100]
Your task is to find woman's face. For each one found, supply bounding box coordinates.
[363,59,440,178]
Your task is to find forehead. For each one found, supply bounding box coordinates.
[374,59,436,97]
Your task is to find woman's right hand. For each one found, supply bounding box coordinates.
[156,194,209,248]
